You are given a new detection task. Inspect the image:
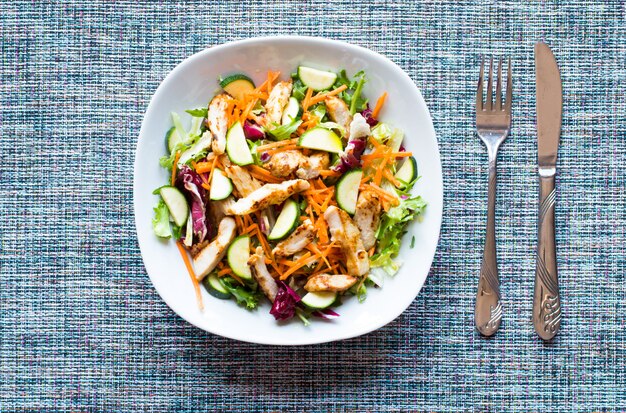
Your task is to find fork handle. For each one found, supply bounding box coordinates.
[475,157,502,336]
[533,174,561,340]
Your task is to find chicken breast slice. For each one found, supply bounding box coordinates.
[209,196,235,224]
[227,179,310,215]
[304,273,358,292]
[208,94,233,155]
[265,150,306,178]
[272,219,315,258]
[323,206,370,276]
[248,246,278,302]
[223,164,261,197]
[353,189,382,250]
[193,217,237,281]
[325,96,352,138]
[265,81,293,126]
[295,152,330,180]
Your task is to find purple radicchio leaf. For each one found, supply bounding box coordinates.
[176,165,209,243]
[270,281,301,321]
[312,308,340,319]
[332,137,367,173]
[361,105,379,127]
[260,152,271,163]
[243,120,266,140]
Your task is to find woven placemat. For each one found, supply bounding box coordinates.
[1,1,624,411]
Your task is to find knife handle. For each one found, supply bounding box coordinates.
[475,158,502,336]
[533,173,561,340]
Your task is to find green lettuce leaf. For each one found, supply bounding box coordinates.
[370,195,427,275]
[220,277,261,309]
[267,119,302,141]
[185,107,208,118]
[152,200,171,238]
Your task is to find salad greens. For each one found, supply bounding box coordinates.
[151,65,427,325]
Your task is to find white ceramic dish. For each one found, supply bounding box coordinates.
[134,36,443,345]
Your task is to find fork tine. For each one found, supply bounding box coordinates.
[476,58,484,112]
[505,58,512,112]
[486,57,494,110]
[495,58,503,111]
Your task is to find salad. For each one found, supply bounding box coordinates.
[152,66,426,324]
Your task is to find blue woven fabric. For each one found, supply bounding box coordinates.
[1,1,624,411]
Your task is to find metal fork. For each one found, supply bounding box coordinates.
[474,58,512,336]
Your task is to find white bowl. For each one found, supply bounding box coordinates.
[134,36,442,345]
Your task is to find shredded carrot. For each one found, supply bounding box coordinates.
[218,267,233,276]
[307,84,348,107]
[383,169,402,187]
[247,165,281,181]
[306,243,333,270]
[195,161,213,174]
[265,144,298,156]
[171,151,181,185]
[371,92,388,118]
[319,170,341,177]
[201,183,210,191]
[368,246,376,257]
[373,156,389,186]
[280,252,318,280]
[248,170,282,184]
[365,183,400,207]
[206,155,220,187]
[176,242,203,311]
[301,87,314,112]
[234,215,245,232]
[266,71,281,93]
[256,138,299,152]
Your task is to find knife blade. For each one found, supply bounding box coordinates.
[535,42,562,172]
[533,42,562,340]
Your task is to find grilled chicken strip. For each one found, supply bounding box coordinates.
[323,206,370,276]
[304,273,358,292]
[265,150,330,180]
[295,152,330,180]
[265,150,305,178]
[248,246,278,302]
[265,81,293,126]
[207,94,234,155]
[353,189,382,250]
[272,219,315,258]
[223,164,261,197]
[227,179,310,215]
[325,96,352,138]
[193,217,237,281]
[209,196,235,223]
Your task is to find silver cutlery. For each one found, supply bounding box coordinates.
[474,58,512,336]
[533,42,562,340]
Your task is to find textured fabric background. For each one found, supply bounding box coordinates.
[1,1,624,412]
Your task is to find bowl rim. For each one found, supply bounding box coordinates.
[134,35,443,345]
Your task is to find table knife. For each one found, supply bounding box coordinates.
[533,42,562,340]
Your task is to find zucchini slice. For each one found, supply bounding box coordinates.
[209,168,233,201]
[227,235,253,281]
[394,156,418,188]
[165,126,183,153]
[281,97,300,125]
[220,74,255,100]
[298,127,343,153]
[298,66,337,91]
[301,291,338,309]
[159,186,189,227]
[226,122,254,166]
[204,273,231,299]
[268,199,300,241]
[335,169,363,215]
